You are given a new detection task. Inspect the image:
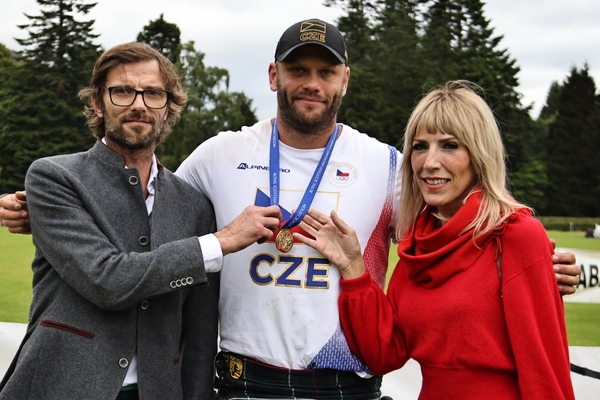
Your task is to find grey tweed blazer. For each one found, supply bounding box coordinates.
[0,141,219,399]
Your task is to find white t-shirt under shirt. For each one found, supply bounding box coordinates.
[176,119,402,372]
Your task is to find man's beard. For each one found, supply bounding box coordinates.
[276,80,342,135]
[103,107,166,151]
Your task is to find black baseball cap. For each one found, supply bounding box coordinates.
[274,19,348,65]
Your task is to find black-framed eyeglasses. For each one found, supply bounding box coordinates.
[104,86,171,109]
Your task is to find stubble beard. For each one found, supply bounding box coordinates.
[276,80,342,136]
[103,106,166,151]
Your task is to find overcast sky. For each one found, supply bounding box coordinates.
[0,0,598,122]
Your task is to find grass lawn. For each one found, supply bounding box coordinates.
[546,230,600,251]
[564,303,600,346]
[546,230,600,346]
[1,227,599,345]
[0,227,34,323]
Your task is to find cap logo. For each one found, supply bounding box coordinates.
[299,20,327,44]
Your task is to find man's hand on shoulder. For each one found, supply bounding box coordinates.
[0,191,31,234]
[553,250,580,296]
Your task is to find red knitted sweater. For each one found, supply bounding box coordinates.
[339,192,574,399]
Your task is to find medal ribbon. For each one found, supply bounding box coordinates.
[269,118,338,230]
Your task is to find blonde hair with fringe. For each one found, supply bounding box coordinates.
[395,81,530,242]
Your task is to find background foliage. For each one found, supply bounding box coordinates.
[537,216,600,233]
[0,0,258,188]
[325,0,600,215]
[0,0,101,193]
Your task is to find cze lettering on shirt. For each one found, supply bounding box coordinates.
[250,254,331,288]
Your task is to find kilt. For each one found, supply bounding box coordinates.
[215,351,382,399]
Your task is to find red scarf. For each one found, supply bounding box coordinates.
[398,190,530,288]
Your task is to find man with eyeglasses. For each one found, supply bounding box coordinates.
[0,42,280,400]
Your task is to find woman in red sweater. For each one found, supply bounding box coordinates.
[295,81,575,399]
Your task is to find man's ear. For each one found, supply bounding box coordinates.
[341,66,350,97]
[92,98,103,117]
[268,62,278,93]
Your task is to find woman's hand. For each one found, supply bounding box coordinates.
[294,209,366,279]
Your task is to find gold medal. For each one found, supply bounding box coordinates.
[275,229,294,253]
[268,121,338,253]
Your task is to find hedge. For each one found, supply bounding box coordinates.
[535,216,600,231]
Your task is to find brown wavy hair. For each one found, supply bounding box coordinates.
[79,42,187,142]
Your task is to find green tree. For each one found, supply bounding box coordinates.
[134,15,258,171]
[0,43,18,122]
[418,0,462,86]
[418,0,547,207]
[0,43,19,179]
[326,0,382,139]
[538,81,563,124]
[137,13,181,64]
[545,65,600,216]
[157,41,258,171]
[326,0,422,145]
[327,0,548,208]
[372,0,423,146]
[0,0,101,193]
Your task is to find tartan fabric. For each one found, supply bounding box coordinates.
[115,386,139,400]
[215,352,382,400]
